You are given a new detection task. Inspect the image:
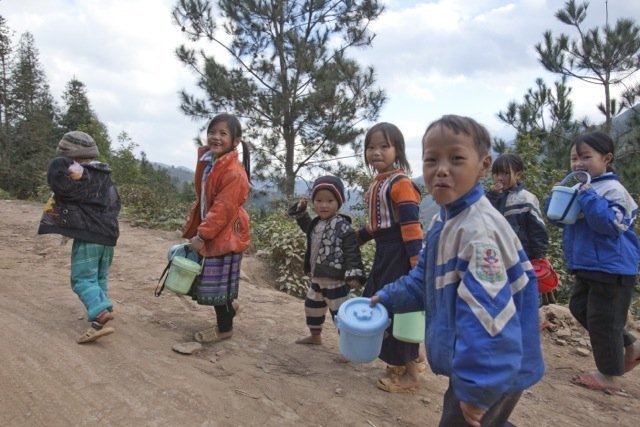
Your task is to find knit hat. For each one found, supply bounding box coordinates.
[56,131,99,159]
[311,175,345,209]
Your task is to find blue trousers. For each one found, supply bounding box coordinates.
[70,240,114,321]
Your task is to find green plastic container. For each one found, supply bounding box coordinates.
[164,256,202,294]
[392,311,425,343]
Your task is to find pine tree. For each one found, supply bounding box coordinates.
[535,0,640,130]
[172,0,386,196]
[0,16,13,186]
[4,32,58,198]
[497,77,582,170]
[60,78,111,158]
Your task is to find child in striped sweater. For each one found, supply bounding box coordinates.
[358,122,425,393]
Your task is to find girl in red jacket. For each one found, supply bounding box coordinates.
[182,113,251,343]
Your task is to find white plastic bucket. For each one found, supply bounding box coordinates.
[547,171,591,224]
[392,311,425,343]
[164,256,202,294]
[335,297,389,363]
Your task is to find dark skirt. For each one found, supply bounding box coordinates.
[191,252,242,306]
[363,226,419,366]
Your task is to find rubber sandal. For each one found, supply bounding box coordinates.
[570,373,621,393]
[376,376,418,393]
[386,365,406,377]
[194,327,232,344]
[77,326,115,344]
[624,357,640,373]
[385,359,426,377]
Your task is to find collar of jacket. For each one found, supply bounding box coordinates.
[440,183,484,219]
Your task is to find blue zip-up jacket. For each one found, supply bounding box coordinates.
[376,184,544,410]
[556,172,640,275]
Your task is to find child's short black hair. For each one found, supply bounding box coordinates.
[423,115,491,157]
[571,131,615,172]
[492,153,524,175]
[364,122,411,173]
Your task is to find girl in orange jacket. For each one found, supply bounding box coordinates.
[182,113,251,343]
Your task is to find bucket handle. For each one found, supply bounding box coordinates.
[555,190,579,223]
[154,244,203,297]
[560,170,591,186]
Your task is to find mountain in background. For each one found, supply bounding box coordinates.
[152,163,195,185]
[612,104,640,137]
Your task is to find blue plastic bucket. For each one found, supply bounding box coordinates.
[547,171,591,224]
[165,256,202,295]
[392,311,425,343]
[335,297,389,363]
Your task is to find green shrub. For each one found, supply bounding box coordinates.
[251,213,308,297]
[119,183,191,230]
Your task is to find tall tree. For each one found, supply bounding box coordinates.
[3,32,58,198]
[497,77,582,170]
[0,16,13,183]
[60,78,111,158]
[172,0,386,196]
[535,0,640,130]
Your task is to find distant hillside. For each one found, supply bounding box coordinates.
[612,104,640,137]
[152,163,194,185]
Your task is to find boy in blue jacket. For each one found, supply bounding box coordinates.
[371,115,544,426]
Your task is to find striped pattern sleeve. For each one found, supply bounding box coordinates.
[390,177,423,266]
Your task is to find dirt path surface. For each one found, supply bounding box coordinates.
[1,199,639,427]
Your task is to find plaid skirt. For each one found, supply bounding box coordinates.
[190,252,242,306]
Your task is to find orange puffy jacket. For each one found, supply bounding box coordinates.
[182,147,250,257]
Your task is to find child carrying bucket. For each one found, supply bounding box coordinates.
[357,122,425,393]
[287,175,366,350]
[182,113,252,344]
[486,153,556,305]
[547,131,640,393]
[371,115,544,426]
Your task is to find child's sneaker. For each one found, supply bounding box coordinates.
[77,326,115,344]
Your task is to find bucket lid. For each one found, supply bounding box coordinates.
[337,297,388,335]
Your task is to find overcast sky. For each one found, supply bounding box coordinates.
[3,0,639,175]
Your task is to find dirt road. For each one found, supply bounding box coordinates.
[1,199,639,426]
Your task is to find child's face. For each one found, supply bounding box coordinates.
[422,125,491,206]
[207,121,238,159]
[570,143,612,179]
[492,167,520,191]
[365,130,397,174]
[312,189,340,220]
